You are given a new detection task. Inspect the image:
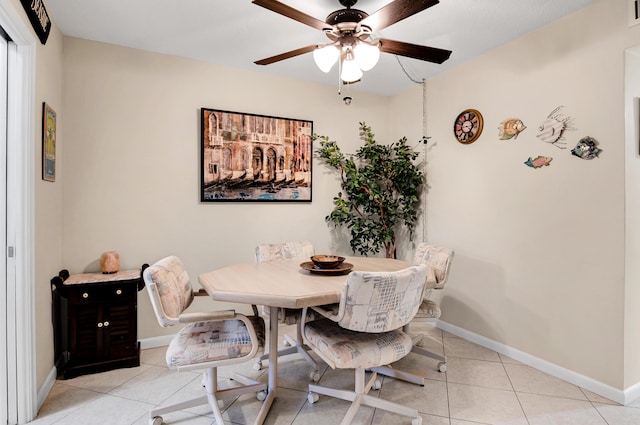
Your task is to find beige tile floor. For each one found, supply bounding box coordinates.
[32,324,640,425]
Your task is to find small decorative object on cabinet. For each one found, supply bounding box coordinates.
[51,264,148,379]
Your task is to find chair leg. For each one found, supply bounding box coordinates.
[411,331,448,372]
[149,395,209,421]
[368,365,426,386]
[371,327,448,385]
[361,395,421,424]
[411,344,446,362]
[204,368,225,425]
[308,368,420,425]
[148,367,268,425]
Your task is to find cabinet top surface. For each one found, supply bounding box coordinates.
[64,270,140,285]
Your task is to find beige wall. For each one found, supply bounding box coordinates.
[9,0,68,392]
[30,0,640,397]
[60,37,397,341]
[625,46,640,389]
[34,32,64,392]
[393,0,640,391]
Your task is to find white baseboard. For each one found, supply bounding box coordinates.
[436,320,640,405]
[437,320,635,405]
[624,380,640,405]
[38,326,640,410]
[139,334,173,350]
[37,367,57,411]
[36,336,174,411]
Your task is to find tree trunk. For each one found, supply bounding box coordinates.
[385,242,396,259]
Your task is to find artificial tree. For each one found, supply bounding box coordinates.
[315,122,425,258]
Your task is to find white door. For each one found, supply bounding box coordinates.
[0,1,37,422]
[0,31,7,425]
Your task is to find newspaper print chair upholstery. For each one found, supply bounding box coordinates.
[301,265,429,425]
[143,256,267,425]
[370,244,455,386]
[411,244,454,371]
[253,241,323,381]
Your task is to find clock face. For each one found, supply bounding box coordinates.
[454,109,484,144]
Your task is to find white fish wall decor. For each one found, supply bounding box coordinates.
[498,118,526,140]
[537,106,575,149]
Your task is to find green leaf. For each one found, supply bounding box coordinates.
[315,123,425,258]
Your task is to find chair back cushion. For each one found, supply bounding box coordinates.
[143,256,194,327]
[339,265,428,333]
[412,244,454,289]
[255,240,314,262]
[255,241,316,323]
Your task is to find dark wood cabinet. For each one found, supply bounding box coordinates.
[51,267,147,379]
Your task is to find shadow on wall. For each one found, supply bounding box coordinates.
[438,253,549,350]
[326,220,423,261]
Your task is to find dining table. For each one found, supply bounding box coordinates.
[198,256,410,424]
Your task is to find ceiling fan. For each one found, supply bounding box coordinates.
[252,0,452,83]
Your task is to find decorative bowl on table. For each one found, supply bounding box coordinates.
[310,255,346,269]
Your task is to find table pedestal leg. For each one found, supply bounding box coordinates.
[254,306,278,424]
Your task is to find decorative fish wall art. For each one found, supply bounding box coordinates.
[498,118,526,140]
[571,136,601,160]
[524,156,553,168]
[537,106,575,149]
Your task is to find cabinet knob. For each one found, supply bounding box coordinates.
[97,322,103,328]
[82,292,89,299]
[103,321,109,327]
[116,289,122,295]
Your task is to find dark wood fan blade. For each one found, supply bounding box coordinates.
[255,45,317,65]
[360,0,439,31]
[379,38,451,64]
[252,0,329,31]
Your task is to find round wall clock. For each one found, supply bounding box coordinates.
[454,109,484,144]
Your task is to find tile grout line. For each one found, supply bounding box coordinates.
[579,386,612,425]
[441,328,453,425]
[499,352,532,425]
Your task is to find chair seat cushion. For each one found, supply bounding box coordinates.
[166,317,264,368]
[415,299,441,319]
[304,319,413,369]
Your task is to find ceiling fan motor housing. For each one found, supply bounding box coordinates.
[326,8,368,26]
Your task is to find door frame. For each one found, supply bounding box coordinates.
[0,0,36,423]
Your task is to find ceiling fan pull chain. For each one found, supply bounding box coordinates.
[395,55,422,84]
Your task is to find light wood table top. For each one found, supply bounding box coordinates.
[198,256,410,425]
[198,257,409,308]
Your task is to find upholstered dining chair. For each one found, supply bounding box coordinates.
[143,256,267,425]
[301,265,429,425]
[371,244,455,386]
[253,241,322,381]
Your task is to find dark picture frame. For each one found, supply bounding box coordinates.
[42,102,56,182]
[201,108,313,202]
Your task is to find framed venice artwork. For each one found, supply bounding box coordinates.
[200,108,313,202]
[42,102,56,182]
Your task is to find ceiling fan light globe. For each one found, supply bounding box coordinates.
[313,45,339,73]
[354,42,380,71]
[341,57,363,83]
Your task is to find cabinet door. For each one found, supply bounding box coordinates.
[102,282,138,359]
[69,302,102,363]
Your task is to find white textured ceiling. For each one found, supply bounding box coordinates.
[46,0,597,96]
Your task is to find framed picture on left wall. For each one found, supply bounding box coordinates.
[42,102,56,182]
